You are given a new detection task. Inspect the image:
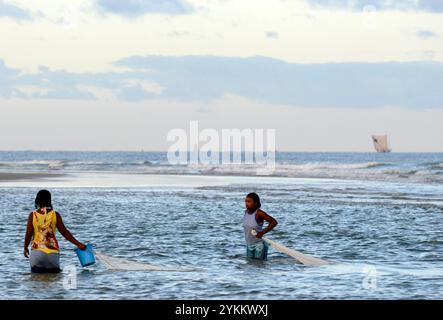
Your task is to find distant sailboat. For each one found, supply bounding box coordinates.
[372,135,391,153]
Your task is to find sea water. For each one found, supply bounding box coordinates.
[0,151,442,299]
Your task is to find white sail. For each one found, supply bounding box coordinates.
[372,135,390,153]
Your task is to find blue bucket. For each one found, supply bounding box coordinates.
[75,243,95,267]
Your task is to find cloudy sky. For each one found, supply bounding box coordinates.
[1,0,442,151]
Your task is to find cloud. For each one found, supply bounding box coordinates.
[0,60,23,98]
[306,0,443,12]
[265,31,279,39]
[0,59,159,101]
[0,0,32,20]
[1,56,443,108]
[417,30,437,39]
[95,0,194,18]
[419,0,443,12]
[114,55,443,108]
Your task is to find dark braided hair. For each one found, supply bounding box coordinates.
[35,189,52,210]
[246,192,261,209]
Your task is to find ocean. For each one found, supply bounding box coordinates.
[0,151,442,299]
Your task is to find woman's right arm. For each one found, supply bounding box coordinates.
[24,213,33,258]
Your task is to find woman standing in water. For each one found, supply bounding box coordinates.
[24,190,86,273]
[243,192,278,260]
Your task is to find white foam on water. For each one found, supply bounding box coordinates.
[0,172,341,188]
[313,262,443,279]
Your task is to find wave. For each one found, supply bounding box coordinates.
[141,160,154,166]
[429,163,443,170]
[0,160,395,172]
[133,164,442,183]
[0,160,158,170]
[269,162,389,171]
[1,158,441,184]
[383,170,418,175]
[47,160,68,169]
[366,162,390,168]
[0,160,67,170]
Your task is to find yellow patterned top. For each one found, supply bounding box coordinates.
[31,209,60,254]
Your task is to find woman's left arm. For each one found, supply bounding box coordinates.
[56,212,86,250]
[255,209,278,238]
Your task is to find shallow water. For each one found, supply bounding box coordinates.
[1,172,442,299]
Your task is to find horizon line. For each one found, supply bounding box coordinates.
[0,149,442,153]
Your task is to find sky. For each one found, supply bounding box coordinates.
[0,0,442,151]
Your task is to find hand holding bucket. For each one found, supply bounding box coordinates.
[75,243,96,267]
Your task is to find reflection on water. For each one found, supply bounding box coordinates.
[30,273,62,283]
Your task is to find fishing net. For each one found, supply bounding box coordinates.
[94,251,196,272]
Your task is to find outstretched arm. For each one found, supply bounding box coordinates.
[24,213,33,258]
[56,212,86,250]
[255,209,278,238]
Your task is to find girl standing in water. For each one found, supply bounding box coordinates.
[24,190,86,273]
[243,192,278,260]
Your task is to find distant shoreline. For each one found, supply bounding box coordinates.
[0,172,66,181]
